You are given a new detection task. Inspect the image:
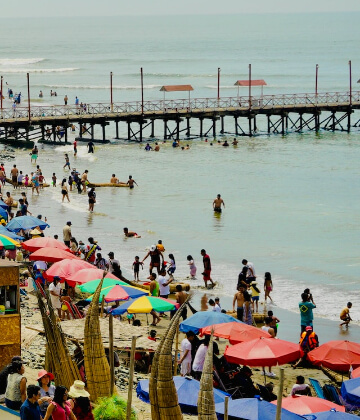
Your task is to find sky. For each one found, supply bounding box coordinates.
[2,0,360,18]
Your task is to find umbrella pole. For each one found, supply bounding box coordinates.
[224,396,229,420]
[126,336,137,420]
[275,367,285,420]
[109,314,114,395]
[173,324,179,376]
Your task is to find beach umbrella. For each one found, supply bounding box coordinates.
[44,259,95,282]
[0,225,24,240]
[224,337,300,367]
[200,321,270,344]
[341,377,360,407]
[0,201,8,209]
[179,311,242,334]
[0,234,21,249]
[66,268,121,287]
[307,341,360,372]
[0,207,8,220]
[6,215,50,232]
[351,366,360,379]
[78,278,132,293]
[215,397,305,420]
[304,409,359,419]
[85,284,148,302]
[29,247,79,263]
[137,376,229,415]
[22,237,70,253]
[33,261,48,271]
[273,396,345,415]
[111,296,177,315]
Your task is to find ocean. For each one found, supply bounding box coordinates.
[0,12,359,336]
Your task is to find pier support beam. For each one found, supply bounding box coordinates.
[115,121,119,139]
[64,126,68,143]
[212,118,216,138]
[41,125,45,141]
[199,118,203,137]
[220,116,224,134]
[176,119,180,139]
[102,124,106,141]
[186,117,190,137]
[150,120,155,138]
[164,120,167,139]
[127,122,131,140]
[235,117,238,136]
[52,126,56,142]
[139,121,143,143]
[79,123,83,139]
[91,124,94,140]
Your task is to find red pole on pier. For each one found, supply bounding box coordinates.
[315,64,319,98]
[140,67,144,114]
[110,71,113,111]
[217,67,220,101]
[349,60,352,106]
[0,76,3,110]
[27,72,31,121]
[248,64,252,108]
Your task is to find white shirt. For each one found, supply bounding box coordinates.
[158,275,170,296]
[291,383,311,396]
[49,282,62,309]
[108,258,120,274]
[193,344,208,372]
[181,338,192,363]
[246,262,256,278]
[212,304,221,312]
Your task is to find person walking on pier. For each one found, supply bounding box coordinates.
[64,95,68,105]
[75,96,79,106]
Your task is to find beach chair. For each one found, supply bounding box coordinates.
[323,384,342,405]
[213,367,245,399]
[309,378,325,399]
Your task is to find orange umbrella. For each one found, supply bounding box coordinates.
[22,237,71,253]
[44,259,95,282]
[66,268,121,287]
[307,340,360,372]
[272,396,345,415]
[224,337,300,367]
[199,321,270,344]
[352,366,360,379]
[29,247,79,263]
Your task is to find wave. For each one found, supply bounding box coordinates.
[32,84,161,90]
[0,58,45,66]
[1,68,79,73]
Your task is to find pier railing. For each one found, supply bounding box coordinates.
[1,91,360,122]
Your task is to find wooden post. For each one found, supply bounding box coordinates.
[0,76,3,111]
[109,314,115,395]
[186,117,190,137]
[267,115,271,134]
[248,116,252,137]
[115,121,119,139]
[100,295,105,318]
[199,118,203,137]
[281,115,285,135]
[127,121,131,140]
[140,67,144,114]
[217,67,220,101]
[41,125,45,141]
[220,116,224,134]
[248,63,252,109]
[52,126,56,142]
[79,123,83,139]
[235,116,238,135]
[212,118,216,137]
[349,60,352,106]
[275,368,285,420]
[150,119,154,138]
[176,119,180,139]
[173,325,179,376]
[27,72,31,121]
[315,64,319,98]
[126,336,137,420]
[164,120,167,139]
[102,124,106,141]
[110,71,113,112]
[91,124,94,140]
[139,121,143,143]
[64,126,68,143]
[224,396,229,420]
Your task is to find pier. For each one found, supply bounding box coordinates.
[0,91,359,145]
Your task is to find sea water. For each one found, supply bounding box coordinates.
[0,12,359,328]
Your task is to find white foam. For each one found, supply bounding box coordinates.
[0,58,45,66]
[34,84,160,90]
[1,68,79,74]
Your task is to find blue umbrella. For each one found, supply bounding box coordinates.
[137,376,229,415]
[0,207,8,220]
[6,215,50,232]
[179,311,242,334]
[0,226,23,240]
[341,377,360,407]
[304,409,359,419]
[215,397,306,420]
[0,201,8,210]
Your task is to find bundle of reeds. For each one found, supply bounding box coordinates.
[36,288,81,389]
[83,275,111,402]
[197,334,217,420]
[150,300,189,420]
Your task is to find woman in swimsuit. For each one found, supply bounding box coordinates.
[264,272,273,303]
[61,178,70,203]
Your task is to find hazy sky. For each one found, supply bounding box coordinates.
[2,0,360,18]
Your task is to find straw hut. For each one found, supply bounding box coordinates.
[36,289,81,389]
[83,276,112,402]
[197,334,217,420]
[150,301,188,420]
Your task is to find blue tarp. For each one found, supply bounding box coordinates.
[341,377,360,407]
[137,376,229,414]
[6,215,50,233]
[179,311,242,334]
[304,409,359,419]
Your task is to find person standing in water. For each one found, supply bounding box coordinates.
[264,272,273,303]
[213,194,225,213]
[87,141,94,153]
[201,249,214,288]
[127,175,138,189]
[88,188,96,212]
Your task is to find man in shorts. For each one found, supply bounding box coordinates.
[213,194,225,213]
[10,165,18,188]
[201,249,214,288]
[340,302,352,327]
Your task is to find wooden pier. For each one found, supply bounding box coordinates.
[0,91,359,145]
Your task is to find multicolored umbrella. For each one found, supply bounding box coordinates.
[44,259,95,283]
[29,247,79,263]
[22,237,70,253]
[111,296,178,315]
[85,284,148,302]
[200,321,270,344]
[273,396,345,415]
[0,234,21,249]
[224,337,300,367]
[307,341,360,372]
[6,215,50,232]
[66,268,121,287]
[78,278,130,293]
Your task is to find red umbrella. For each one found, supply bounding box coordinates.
[22,237,71,253]
[352,366,360,379]
[29,247,79,263]
[272,396,345,415]
[200,321,270,344]
[307,340,360,372]
[224,337,300,367]
[66,268,121,287]
[44,260,95,283]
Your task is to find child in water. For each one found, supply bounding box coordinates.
[167,254,176,276]
[132,256,143,282]
[24,174,29,189]
[52,173,57,187]
[187,255,197,279]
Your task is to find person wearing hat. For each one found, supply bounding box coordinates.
[49,277,62,318]
[292,326,319,368]
[37,370,55,417]
[142,245,164,274]
[63,221,72,247]
[67,380,94,420]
